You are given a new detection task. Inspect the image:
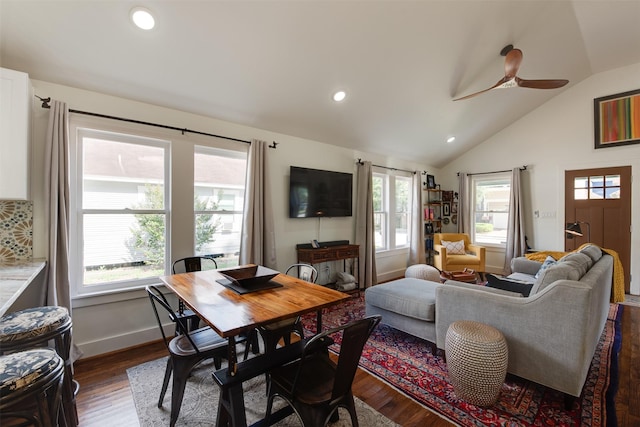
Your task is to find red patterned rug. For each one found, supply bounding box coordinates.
[302,295,622,427]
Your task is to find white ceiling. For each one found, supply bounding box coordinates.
[1,1,639,168]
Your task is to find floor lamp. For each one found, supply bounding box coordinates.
[565,221,591,242]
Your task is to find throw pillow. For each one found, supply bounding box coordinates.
[534,255,556,279]
[441,240,465,255]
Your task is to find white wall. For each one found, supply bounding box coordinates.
[28,79,433,357]
[439,62,640,294]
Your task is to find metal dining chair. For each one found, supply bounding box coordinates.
[257,264,319,352]
[146,285,229,427]
[264,315,381,426]
[171,256,219,332]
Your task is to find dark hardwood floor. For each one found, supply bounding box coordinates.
[74,303,640,426]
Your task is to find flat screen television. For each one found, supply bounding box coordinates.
[289,166,353,218]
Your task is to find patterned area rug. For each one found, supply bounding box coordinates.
[302,295,622,427]
[127,356,398,426]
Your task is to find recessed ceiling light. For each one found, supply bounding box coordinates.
[446,136,456,143]
[131,7,155,30]
[333,91,346,102]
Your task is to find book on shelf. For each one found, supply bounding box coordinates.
[425,237,434,250]
[424,207,435,220]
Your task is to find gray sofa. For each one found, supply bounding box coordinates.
[436,244,613,397]
[366,244,613,397]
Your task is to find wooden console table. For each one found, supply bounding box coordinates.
[296,244,360,291]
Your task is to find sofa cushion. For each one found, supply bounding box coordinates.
[530,262,582,294]
[444,254,481,265]
[365,278,439,322]
[558,252,593,277]
[578,244,602,263]
[441,240,465,255]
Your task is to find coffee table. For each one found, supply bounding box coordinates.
[440,269,480,283]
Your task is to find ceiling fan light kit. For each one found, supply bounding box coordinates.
[453,45,569,101]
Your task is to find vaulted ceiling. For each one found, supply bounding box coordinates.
[1,1,639,167]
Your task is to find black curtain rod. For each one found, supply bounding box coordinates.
[35,95,260,146]
[458,165,527,176]
[356,159,416,174]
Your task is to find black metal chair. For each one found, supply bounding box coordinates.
[171,256,219,332]
[257,264,319,352]
[146,285,228,427]
[264,315,381,427]
[285,263,319,284]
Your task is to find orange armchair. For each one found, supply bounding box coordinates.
[433,233,486,272]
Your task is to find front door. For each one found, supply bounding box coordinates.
[564,166,631,292]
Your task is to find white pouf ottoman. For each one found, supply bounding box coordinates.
[405,264,440,282]
[445,320,508,407]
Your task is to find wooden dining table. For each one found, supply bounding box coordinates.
[159,264,350,426]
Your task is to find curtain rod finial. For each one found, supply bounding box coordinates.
[35,95,50,108]
[269,141,278,149]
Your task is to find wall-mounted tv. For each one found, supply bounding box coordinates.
[289,166,353,218]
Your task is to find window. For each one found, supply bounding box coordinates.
[573,175,620,200]
[71,128,170,295]
[69,118,248,297]
[194,146,246,268]
[372,171,412,251]
[471,172,511,246]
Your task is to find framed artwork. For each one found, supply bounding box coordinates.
[426,174,436,189]
[451,214,458,225]
[451,203,458,214]
[442,190,454,201]
[594,89,640,149]
[443,202,450,216]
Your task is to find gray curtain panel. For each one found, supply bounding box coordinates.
[458,172,470,234]
[239,139,277,269]
[355,161,377,288]
[44,100,82,361]
[409,172,425,265]
[503,167,526,273]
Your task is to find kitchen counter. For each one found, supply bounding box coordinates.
[0,259,47,316]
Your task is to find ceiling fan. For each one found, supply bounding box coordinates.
[453,45,569,101]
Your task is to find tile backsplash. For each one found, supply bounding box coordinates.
[0,200,33,261]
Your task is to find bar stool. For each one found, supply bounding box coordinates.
[0,348,64,426]
[0,306,78,427]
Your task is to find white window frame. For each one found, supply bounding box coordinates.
[193,145,246,261]
[69,123,170,297]
[470,172,511,248]
[69,116,249,299]
[373,169,412,252]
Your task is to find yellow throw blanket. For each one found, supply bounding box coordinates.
[525,244,625,303]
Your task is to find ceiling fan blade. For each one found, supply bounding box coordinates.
[453,76,510,101]
[515,77,569,89]
[504,48,523,78]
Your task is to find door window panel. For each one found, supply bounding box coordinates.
[572,174,621,200]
